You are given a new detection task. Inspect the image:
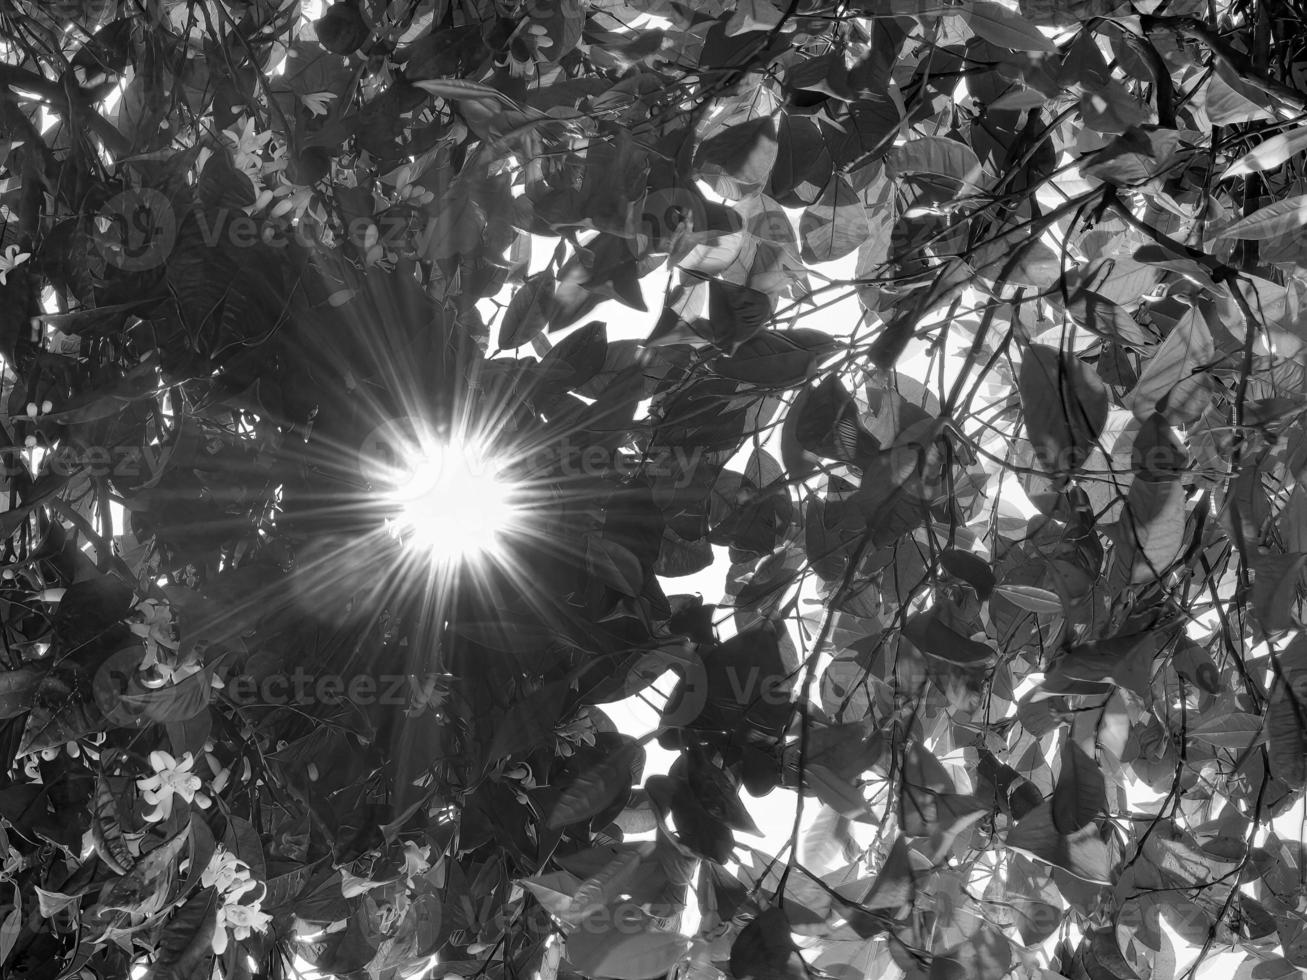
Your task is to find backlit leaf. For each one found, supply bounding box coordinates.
[1218,194,1307,240]
[1130,305,1214,423]
[962,1,1058,52]
[800,174,869,263]
[1221,124,1307,180]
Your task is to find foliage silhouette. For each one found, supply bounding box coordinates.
[0,1,1306,979]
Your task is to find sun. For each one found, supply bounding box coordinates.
[383,439,522,564]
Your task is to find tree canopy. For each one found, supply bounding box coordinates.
[2,0,1307,979]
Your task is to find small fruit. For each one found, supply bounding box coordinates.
[316,2,369,55]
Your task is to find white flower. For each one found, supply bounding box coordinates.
[554,710,597,757]
[272,179,323,222]
[224,117,274,178]
[301,91,337,117]
[401,840,431,876]
[136,750,208,822]
[201,848,259,902]
[128,598,179,652]
[0,244,30,286]
[212,900,272,954]
[224,901,271,941]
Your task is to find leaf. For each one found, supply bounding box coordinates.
[1218,194,1307,240]
[1267,679,1307,790]
[0,668,41,719]
[1221,124,1307,180]
[726,0,786,34]
[730,907,807,980]
[36,887,81,920]
[902,610,997,668]
[889,136,987,191]
[1166,640,1218,697]
[1116,476,1186,584]
[655,527,714,577]
[790,376,879,463]
[714,330,833,387]
[1188,711,1265,750]
[1131,413,1188,481]
[114,669,213,727]
[17,675,103,757]
[674,750,761,834]
[962,0,1058,52]
[1065,290,1155,347]
[1006,801,1111,883]
[807,764,874,822]
[939,548,995,600]
[995,860,1062,945]
[547,740,643,829]
[1019,344,1109,475]
[706,278,774,350]
[992,584,1063,614]
[1045,634,1154,697]
[1203,61,1276,124]
[695,115,779,197]
[521,870,584,922]
[856,836,916,915]
[1129,304,1213,423]
[564,911,690,980]
[500,272,555,349]
[1253,552,1307,633]
[568,851,642,919]
[92,778,135,875]
[1083,928,1139,980]
[541,320,608,388]
[586,536,645,596]
[0,906,19,966]
[664,775,734,862]
[929,927,1013,980]
[98,822,191,917]
[485,680,569,764]
[800,174,869,263]
[144,886,218,980]
[1080,80,1153,135]
[1052,740,1106,833]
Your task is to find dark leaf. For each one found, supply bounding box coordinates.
[0,668,42,719]
[500,272,555,349]
[939,548,996,600]
[1006,801,1111,883]
[730,907,806,980]
[1051,739,1107,833]
[17,675,104,757]
[695,116,779,197]
[800,174,870,263]
[706,278,774,351]
[1018,344,1109,475]
[547,739,644,829]
[903,609,997,668]
[541,320,608,390]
